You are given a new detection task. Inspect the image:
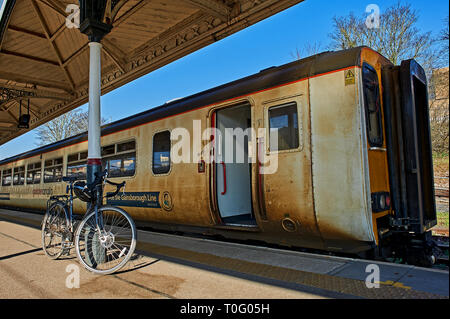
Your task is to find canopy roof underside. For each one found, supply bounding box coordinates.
[0,0,304,145]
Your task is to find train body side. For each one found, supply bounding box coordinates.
[0,47,436,260]
[310,65,375,253]
[0,79,373,254]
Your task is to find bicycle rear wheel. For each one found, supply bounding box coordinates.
[74,206,137,275]
[42,202,68,259]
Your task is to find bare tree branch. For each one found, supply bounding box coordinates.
[35,109,108,146]
[328,2,437,76]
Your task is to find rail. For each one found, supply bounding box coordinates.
[434,176,449,198]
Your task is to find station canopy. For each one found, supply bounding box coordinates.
[0,0,304,145]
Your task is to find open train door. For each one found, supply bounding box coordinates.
[213,103,256,227]
[383,59,436,235]
[382,59,438,265]
[399,59,437,233]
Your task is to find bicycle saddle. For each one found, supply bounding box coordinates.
[62,176,77,183]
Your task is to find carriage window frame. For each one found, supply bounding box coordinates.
[266,100,302,153]
[1,168,12,187]
[13,166,25,186]
[44,157,63,183]
[362,63,384,147]
[26,162,42,185]
[152,130,171,175]
[101,140,136,178]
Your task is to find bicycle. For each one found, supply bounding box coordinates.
[41,175,78,260]
[41,170,137,275]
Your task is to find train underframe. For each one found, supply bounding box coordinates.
[375,231,439,267]
[370,215,442,267]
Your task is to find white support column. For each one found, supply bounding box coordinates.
[87,41,102,183]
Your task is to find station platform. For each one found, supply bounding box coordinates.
[0,208,448,299]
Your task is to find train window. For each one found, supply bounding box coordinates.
[1,169,12,186]
[117,141,135,153]
[102,145,115,156]
[152,131,171,175]
[67,151,87,180]
[104,154,136,178]
[67,163,87,180]
[363,63,383,147]
[13,166,25,185]
[68,154,78,163]
[101,140,136,178]
[44,157,63,183]
[268,102,299,151]
[27,162,42,185]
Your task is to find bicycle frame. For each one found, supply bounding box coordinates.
[46,171,122,242]
[46,181,76,236]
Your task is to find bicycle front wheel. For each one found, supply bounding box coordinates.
[74,206,137,275]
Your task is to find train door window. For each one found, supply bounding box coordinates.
[13,166,25,185]
[268,102,299,151]
[363,63,383,147]
[1,169,12,186]
[101,140,136,178]
[67,151,87,180]
[152,131,171,175]
[27,162,42,184]
[44,157,63,183]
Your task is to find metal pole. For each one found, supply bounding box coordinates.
[87,41,102,185]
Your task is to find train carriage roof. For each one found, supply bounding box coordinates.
[0,46,376,166]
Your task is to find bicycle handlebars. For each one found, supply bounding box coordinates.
[105,180,126,198]
[63,169,126,202]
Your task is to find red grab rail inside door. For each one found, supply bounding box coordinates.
[220,161,227,195]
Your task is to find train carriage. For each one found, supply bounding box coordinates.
[0,46,437,266]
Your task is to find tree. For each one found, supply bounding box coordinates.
[428,16,449,156]
[328,2,438,77]
[291,42,324,60]
[437,15,449,67]
[429,67,449,155]
[36,108,107,145]
[326,3,448,155]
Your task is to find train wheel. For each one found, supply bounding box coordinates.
[74,206,137,275]
[41,202,68,260]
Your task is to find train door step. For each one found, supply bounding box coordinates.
[221,214,257,227]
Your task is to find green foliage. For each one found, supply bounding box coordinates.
[436,212,449,228]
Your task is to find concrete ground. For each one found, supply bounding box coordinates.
[0,220,328,299]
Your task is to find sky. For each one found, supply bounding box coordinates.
[0,0,449,159]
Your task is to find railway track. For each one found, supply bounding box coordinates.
[433,235,449,270]
[435,187,449,198]
[432,175,448,269]
[435,176,449,198]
